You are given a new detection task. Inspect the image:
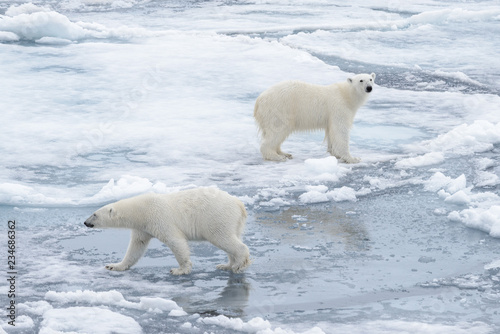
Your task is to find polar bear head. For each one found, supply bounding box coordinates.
[348,73,376,94]
[84,204,118,229]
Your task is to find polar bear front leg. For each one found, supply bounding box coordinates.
[106,229,152,271]
[327,127,360,164]
[165,238,193,275]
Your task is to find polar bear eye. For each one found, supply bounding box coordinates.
[360,80,363,82]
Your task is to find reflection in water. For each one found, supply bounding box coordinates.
[213,274,251,317]
[180,274,251,318]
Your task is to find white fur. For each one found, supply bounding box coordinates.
[254,73,376,163]
[84,188,251,275]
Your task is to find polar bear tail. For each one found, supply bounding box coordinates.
[253,97,260,118]
[253,98,263,135]
[236,200,247,238]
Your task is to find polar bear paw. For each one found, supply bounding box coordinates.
[340,156,361,164]
[262,148,290,162]
[231,258,251,274]
[170,267,192,275]
[264,154,287,162]
[105,263,128,271]
[217,257,251,273]
[216,263,232,271]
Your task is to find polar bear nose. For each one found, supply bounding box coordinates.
[366,86,372,93]
[84,221,94,228]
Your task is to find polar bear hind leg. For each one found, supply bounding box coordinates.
[260,131,291,162]
[277,147,293,159]
[214,237,251,273]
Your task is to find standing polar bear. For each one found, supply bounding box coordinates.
[84,187,251,275]
[254,73,376,163]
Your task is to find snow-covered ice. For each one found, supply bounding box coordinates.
[1,0,500,333]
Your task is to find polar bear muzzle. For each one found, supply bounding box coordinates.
[84,213,97,228]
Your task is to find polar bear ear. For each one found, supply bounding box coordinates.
[347,78,353,84]
[108,207,116,218]
[371,73,376,79]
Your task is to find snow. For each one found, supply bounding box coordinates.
[299,190,329,204]
[45,290,184,313]
[407,121,500,156]
[424,172,467,193]
[395,152,444,169]
[299,186,357,204]
[0,10,88,41]
[0,3,153,42]
[449,206,500,238]
[423,171,500,237]
[444,190,471,205]
[4,3,51,16]
[168,309,188,317]
[303,156,342,174]
[198,315,272,332]
[1,0,500,333]
[40,307,142,334]
[0,30,19,41]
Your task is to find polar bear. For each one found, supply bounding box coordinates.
[254,73,376,163]
[84,187,251,275]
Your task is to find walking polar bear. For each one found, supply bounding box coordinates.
[254,73,376,163]
[84,187,251,275]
